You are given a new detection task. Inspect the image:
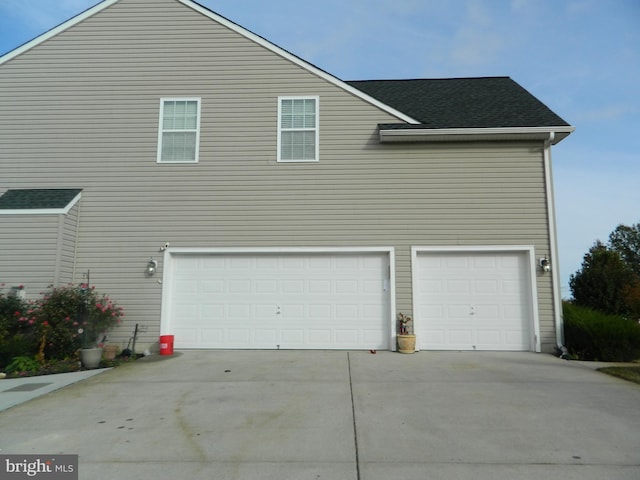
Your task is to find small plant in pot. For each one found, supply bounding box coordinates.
[32,283,123,368]
[76,287,123,368]
[397,312,416,354]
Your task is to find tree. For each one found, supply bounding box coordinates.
[569,241,638,316]
[609,222,640,276]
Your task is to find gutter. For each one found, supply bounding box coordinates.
[543,131,565,349]
[379,125,575,144]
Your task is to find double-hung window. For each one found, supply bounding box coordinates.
[278,96,319,162]
[157,98,201,163]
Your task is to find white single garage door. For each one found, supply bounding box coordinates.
[414,250,534,351]
[164,251,390,350]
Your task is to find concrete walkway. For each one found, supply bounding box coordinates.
[1,351,639,479]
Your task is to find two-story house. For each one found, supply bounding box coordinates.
[0,0,573,353]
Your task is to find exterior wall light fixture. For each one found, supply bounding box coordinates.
[539,257,551,273]
[146,258,158,276]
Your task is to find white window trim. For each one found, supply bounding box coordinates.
[157,97,201,164]
[277,96,319,163]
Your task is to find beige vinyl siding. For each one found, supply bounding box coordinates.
[0,203,79,297]
[55,202,80,285]
[0,0,558,351]
[0,215,62,298]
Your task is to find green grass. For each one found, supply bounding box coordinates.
[598,366,640,384]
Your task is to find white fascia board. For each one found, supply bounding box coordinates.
[0,192,82,216]
[0,0,120,66]
[179,0,419,125]
[380,126,575,144]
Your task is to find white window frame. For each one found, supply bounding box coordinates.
[157,98,201,163]
[277,96,319,162]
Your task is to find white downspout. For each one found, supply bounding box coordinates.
[543,132,564,348]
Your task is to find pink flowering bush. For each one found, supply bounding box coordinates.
[32,284,124,359]
[2,283,124,363]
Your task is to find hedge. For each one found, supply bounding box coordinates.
[563,301,640,361]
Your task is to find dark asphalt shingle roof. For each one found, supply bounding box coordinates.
[347,77,570,129]
[0,189,82,210]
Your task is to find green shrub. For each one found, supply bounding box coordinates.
[1,282,124,366]
[5,355,41,376]
[0,287,39,369]
[0,334,37,370]
[563,301,640,361]
[31,284,124,360]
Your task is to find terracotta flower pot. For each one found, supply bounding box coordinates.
[103,344,119,361]
[397,334,417,354]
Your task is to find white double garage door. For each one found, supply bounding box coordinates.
[161,248,538,351]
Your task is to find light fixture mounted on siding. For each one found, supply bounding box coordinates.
[146,258,158,276]
[539,257,551,273]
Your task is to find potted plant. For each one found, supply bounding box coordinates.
[102,342,120,361]
[29,283,123,369]
[397,312,416,353]
[76,285,123,368]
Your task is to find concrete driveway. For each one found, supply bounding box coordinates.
[1,351,639,479]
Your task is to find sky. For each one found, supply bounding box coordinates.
[0,0,639,297]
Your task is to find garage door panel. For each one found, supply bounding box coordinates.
[475,279,498,295]
[336,304,358,320]
[336,329,358,344]
[415,250,533,351]
[254,329,278,345]
[201,328,224,344]
[228,328,251,344]
[175,327,197,344]
[475,304,499,319]
[473,256,497,269]
[449,329,473,346]
[308,329,332,344]
[447,280,470,294]
[309,280,331,294]
[167,252,389,349]
[336,280,358,294]
[476,329,501,346]
[281,329,304,344]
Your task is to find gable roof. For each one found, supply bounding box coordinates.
[0,0,417,125]
[0,189,82,214]
[0,0,573,143]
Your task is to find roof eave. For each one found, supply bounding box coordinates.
[0,191,82,215]
[378,126,575,145]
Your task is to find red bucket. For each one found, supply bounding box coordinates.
[159,335,174,355]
